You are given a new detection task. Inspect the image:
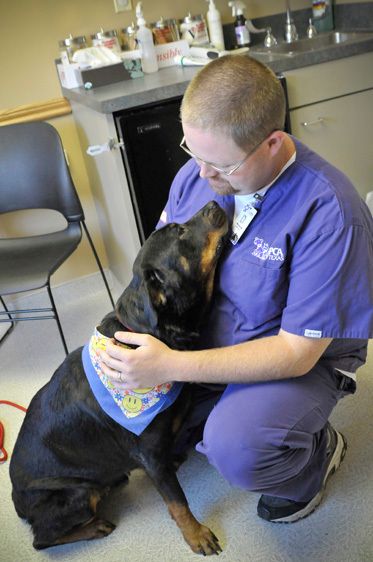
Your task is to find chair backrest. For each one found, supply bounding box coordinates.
[0,121,84,222]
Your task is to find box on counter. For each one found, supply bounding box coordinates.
[155,40,190,68]
[56,40,190,90]
[56,61,134,89]
[57,63,83,89]
[121,40,190,69]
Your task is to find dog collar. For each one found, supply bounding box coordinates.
[82,328,183,436]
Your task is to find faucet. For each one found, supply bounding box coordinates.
[284,0,298,43]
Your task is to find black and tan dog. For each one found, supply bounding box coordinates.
[10,201,228,555]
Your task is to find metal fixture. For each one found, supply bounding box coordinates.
[306,18,318,38]
[284,0,298,43]
[264,27,278,48]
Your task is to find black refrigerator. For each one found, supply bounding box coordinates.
[114,76,290,244]
[114,96,189,243]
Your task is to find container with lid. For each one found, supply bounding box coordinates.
[180,14,209,46]
[91,28,121,54]
[59,34,87,63]
[120,23,138,51]
[150,17,180,44]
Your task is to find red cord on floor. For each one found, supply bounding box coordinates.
[0,400,27,463]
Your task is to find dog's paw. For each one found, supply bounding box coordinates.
[90,519,116,539]
[186,524,222,556]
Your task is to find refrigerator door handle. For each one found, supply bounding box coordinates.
[86,138,124,157]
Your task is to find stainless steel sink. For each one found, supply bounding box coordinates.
[250,31,373,58]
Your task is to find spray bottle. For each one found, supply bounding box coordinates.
[228,1,250,47]
[135,2,158,74]
[206,0,225,51]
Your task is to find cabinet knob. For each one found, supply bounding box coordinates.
[301,117,325,127]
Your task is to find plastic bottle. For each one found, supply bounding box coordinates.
[206,0,225,51]
[228,1,250,47]
[312,0,334,33]
[135,2,158,73]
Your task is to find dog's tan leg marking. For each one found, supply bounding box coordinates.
[167,501,222,555]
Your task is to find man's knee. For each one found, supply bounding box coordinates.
[196,403,316,491]
[196,411,273,489]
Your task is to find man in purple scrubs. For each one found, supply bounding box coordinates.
[99,55,373,523]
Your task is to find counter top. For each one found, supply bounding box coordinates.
[62,31,373,115]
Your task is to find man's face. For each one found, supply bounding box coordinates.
[182,124,270,196]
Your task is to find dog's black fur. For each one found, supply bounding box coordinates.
[10,202,228,555]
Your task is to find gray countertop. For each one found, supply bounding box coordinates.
[61,31,373,115]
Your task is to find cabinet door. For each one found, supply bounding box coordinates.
[290,89,373,199]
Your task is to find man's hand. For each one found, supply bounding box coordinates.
[98,331,176,389]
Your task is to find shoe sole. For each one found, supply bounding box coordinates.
[268,430,347,524]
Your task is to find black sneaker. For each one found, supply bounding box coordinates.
[257,423,347,523]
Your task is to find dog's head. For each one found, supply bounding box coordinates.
[115,201,228,349]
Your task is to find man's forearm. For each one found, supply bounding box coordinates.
[172,330,332,384]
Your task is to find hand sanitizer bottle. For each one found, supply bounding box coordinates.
[206,0,225,51]
[135,2,158,73]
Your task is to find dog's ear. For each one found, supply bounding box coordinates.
[117,280,159,332]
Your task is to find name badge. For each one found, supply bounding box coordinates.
[230,204,258,245]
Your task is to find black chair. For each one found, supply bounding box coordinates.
[0,121,114,355]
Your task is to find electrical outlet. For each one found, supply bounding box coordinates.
[113,0,132,13]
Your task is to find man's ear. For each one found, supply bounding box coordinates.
[267,130,286,155]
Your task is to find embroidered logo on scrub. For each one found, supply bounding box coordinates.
[252,237,285,262]
[89,328,175,419]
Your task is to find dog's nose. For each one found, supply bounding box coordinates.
[202,201,227,227]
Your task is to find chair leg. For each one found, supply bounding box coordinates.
[0,296,15,344]
[81,221,115,309]
[46,284,68,356]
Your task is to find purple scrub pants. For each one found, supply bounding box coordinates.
[189,361,355,502]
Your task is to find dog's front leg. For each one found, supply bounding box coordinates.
[144,463,222,555]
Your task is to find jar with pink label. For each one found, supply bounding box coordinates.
[91,28,121,54]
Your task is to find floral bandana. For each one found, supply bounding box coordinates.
[82,327,183,436]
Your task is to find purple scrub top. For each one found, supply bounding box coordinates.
[158,138,373,374]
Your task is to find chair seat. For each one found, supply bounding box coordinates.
[0,222,82,295]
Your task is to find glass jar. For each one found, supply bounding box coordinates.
[59,34,87,63]
[119,23,138,51]
[151,17,180,45]
[91,28,121,54]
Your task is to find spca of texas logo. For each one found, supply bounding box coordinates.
[252,237,284,262]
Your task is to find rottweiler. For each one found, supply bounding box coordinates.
[10,201,228,555]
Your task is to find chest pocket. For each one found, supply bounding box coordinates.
[220,255,289,331]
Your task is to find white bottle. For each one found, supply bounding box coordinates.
[206,0,225,51]
[135,2,158,74]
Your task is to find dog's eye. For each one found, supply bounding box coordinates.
[149,269,165,284]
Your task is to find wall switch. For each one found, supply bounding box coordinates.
[113,0,132,12]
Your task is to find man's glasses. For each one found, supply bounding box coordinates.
[179,135,267,176]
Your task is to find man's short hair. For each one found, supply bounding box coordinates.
[181,55,286,151]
